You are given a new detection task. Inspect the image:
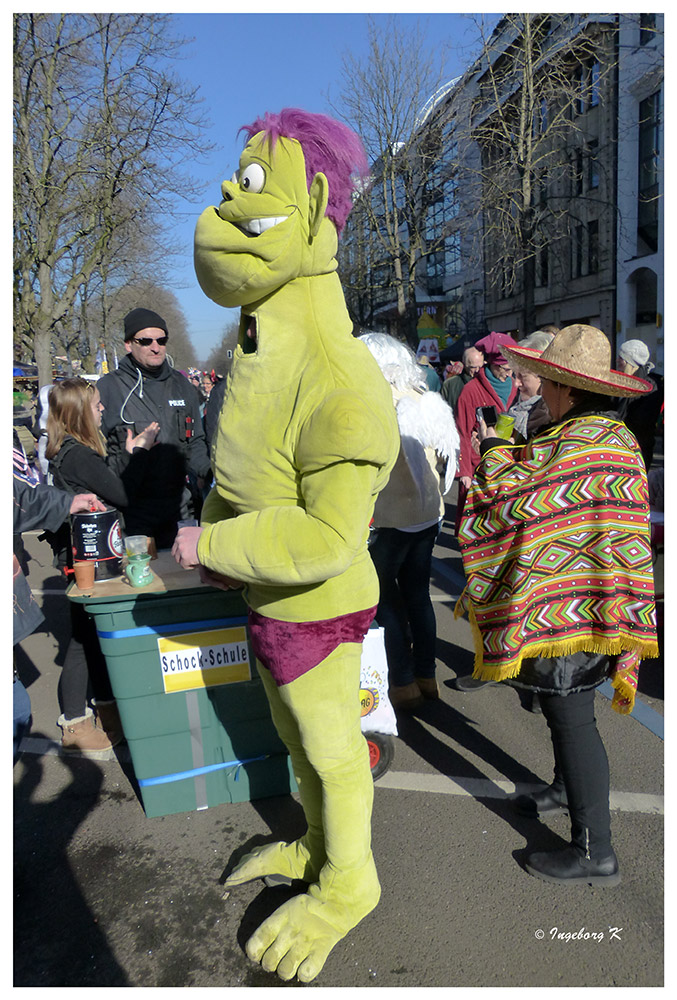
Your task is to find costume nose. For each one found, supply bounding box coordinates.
[221,179,235,202]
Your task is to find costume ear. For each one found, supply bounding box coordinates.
[308,172,329,238]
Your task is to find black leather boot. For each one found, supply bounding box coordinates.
[512,782,568,817]
[525,845,620,886]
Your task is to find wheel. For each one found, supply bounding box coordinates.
[364,731,394,781]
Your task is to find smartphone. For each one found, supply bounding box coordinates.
[476,405,497,426]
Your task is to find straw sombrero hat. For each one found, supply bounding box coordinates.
[504,324,653,398]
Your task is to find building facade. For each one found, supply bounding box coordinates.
[340,13,663,367]
[615,13,664,372]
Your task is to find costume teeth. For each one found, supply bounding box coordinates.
[241,216,287,235]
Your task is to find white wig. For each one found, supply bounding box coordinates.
[519,330,556,353]
[359,331,427,392]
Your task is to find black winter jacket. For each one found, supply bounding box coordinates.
[97,355,211,540]
[13,467,72,644]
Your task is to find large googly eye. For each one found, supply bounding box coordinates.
[240,163,265,193]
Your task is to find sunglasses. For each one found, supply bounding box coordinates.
[133,336,168,346]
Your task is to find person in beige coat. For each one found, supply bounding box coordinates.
[360,333,460,710]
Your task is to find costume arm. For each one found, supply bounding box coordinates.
[200,484,236,525]
[197,459,378,586]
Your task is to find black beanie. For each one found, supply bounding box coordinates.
[124,308,169,342]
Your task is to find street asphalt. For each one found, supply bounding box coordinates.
[13,493,664,989]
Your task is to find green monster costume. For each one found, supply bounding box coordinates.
[193,109,399,982]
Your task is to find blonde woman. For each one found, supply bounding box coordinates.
[46,378,158,754]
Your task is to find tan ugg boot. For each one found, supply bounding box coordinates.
[92,700,125,745]
[57,707,115,757]
[388,682,424,710]
[415,676,440,700]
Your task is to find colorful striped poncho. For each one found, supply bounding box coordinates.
[455,414,659,714]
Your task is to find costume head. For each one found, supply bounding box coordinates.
[194,108,368,308]
[505,324,653,397]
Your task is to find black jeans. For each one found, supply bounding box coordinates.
[369,523,439,687]
[60,603,114,719]
[539,687,612,858]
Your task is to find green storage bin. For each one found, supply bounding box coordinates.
[76,585,296,818]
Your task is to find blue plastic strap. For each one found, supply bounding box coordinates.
[96,616,248,639]
[138,753,272,788]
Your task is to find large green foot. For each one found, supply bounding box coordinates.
[245,857,381,982]
[225,838,325,887]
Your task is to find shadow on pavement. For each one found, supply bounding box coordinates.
[13,752,130,986]
[393,698,569,862]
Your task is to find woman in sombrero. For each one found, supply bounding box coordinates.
[455,324,659,886]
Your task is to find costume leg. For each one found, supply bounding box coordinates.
[225,661,327,885]
[243,642,380,983]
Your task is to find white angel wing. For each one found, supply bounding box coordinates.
[395,391,460,496]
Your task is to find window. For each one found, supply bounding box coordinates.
[536,245,549,287]
[588,140,599,189]
[572,223,584,278]
[446,231,461,275]
[589,62,600,108]
[640,13,656,46]
[537,168,548,206]
[575,65,586,115]
[572,149,584,195]
[571,221,599,278]
[633,267,657,325]
[637,90,661,253]
[588,220,599,274]
[575,60,601,114]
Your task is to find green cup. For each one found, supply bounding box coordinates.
[125,553,153,588]
[495,413,515,439]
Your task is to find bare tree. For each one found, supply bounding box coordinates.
[331,16,458,348]
[13,13,211,385]
[460,13,619,335]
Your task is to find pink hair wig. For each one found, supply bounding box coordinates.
[239,108,368,234]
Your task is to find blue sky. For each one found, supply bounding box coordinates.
[166,11,500,363]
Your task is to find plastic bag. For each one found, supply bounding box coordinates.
[359,627,397,736]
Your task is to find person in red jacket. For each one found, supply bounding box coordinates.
[454,331,519,531]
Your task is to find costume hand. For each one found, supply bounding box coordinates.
[198,565,242,591]
[126,422,160,452]
[171,525,204,569]
[69,494,106,514]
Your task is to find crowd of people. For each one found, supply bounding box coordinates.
[11,98,664,988]
[13,307,223,754]
[13,312,662,908]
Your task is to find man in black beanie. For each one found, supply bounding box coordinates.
[97,308,212,548]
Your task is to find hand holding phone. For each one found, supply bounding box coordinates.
[476,405,497,427]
